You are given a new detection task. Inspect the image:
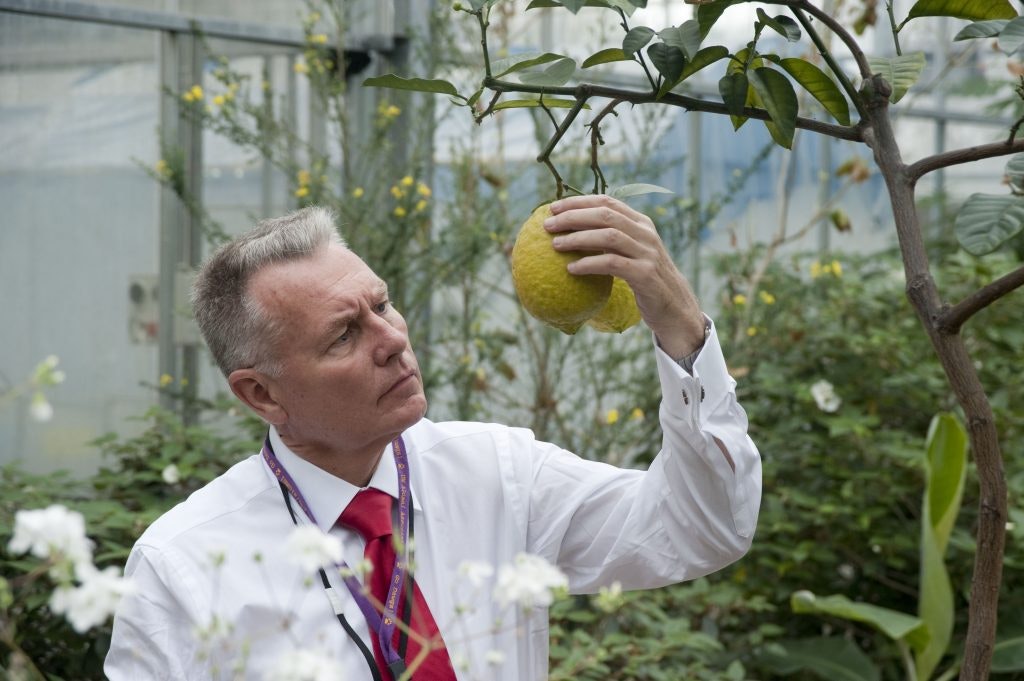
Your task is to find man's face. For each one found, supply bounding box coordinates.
[248,243,427,458]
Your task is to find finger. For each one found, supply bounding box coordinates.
[543,205,654,240]
[552,227,648,260]
[550,194,649,225]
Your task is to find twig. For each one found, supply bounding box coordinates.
[587,99,622,194]
[536,95,589,197]
[937,265,1024,334]
[789,0,874,80]
[905,137,1024,184]
[791,8,867,120]
[614,7,657,92]
[886,0,903,56]
[474,90,502,124]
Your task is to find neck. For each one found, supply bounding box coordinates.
[277,431,389,487]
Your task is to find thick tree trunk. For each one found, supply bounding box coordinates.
[863,77,1007,681]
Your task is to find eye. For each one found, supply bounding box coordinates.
[335,327,352,345]
[374,300,390,314]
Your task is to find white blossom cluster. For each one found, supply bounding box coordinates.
[284,525,344,573]
[494,552,569,609]
[265,648,346,681]
[7,504,134,632]
[810,379,842,413]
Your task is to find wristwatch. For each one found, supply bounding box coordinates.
[676,317,712,374]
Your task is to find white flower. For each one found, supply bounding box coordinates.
[285,526,343,573]
[49,563,135,633]
[810,379,841,413]
[494,553,568,610]
[484,649,506,666]
[29,392,53,422]
[265,649,344,681]
[8,505,92,566]
[457,560,494,588]
[161,464,181,485]
[595,581,625,613]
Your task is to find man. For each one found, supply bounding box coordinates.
[106,195,760,680]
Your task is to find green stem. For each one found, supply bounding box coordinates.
[477,8,492,78]
[792,8,867,120]
[899,640,919,681]
[887,0,904,56]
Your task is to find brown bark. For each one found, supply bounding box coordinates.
[862,75,1007,681]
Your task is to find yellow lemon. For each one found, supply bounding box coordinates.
[511,203,612,334]
[587,277,642,333]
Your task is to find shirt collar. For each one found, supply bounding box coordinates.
[267,427,420,532]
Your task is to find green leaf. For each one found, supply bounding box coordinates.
[866,52,926,103]
[907,0,1017,21]
[492,98,586,111]
[998,17,1024,55]
[647,43,685,85]
[608,183,674,199]
[748,66,798,149]
[776,57,851,125]
[517,57,577,86]
[658,45,729,97]
[915,413,968,680]
[954,193,1024,254]
[526,0,641,15]
[1006,153,1024,193]
[993,634,1024,672]
[659,21,702,60]
[761,637,880,681]
[791,591,928,647]
[492,52,566,78]
[623,26,656,57]
[756,9,802,42]
[719,72,749,118]
[582,47,628,68]
[953,19,1011,40]
[697,0,741,40]
[362,74,463,99]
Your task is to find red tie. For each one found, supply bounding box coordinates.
[339,489,456,681]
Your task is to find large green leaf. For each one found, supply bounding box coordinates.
[492,98,587,111]
[517,57,577,86]
[1006,153,1024,193]
[756,9,802,42]
[647,43,685,85]
[866,52,926,103]
[582,47,628,68]
[998,17,1024,55]
[791,591,928,648]
[659,20,702,60]
[491,52,566,78]
[953,19,1011,40]
[993,634,1024,672]
[696,0,741,40]
[623,26,656,57]
[776,57,851,125]
[526,0,641,14]
[954,193,1024,254]
[748,66,798,149]
[719,72,749,119]
[658,45,729,97]
[608,183,674,199]
[362,74,462,99]
[761,637,880,681]
[907,0,1017,21]
[915,413,968,681]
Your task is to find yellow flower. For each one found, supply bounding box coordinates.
[415,199,428,213]
[310,33,328,44]
[831,260,842,277]
[759,291,776,305]
[385,105,401,117]
[294,186,310,198]
[190,85,203,100]
[228,82,240,94]
[416,182,432,197]
[294,61,309,74]
[810,261,823,279]
[213,94,225,106]
[732,294,747,306]
[746,326,758,337]
[605,409,620,425]
[630,407,644,421]
[352,187,365,198]
[400,175,414,187]
[159,374,174,387]
[394,206,407,218]
[297,169,311,186]
[182,91,195,103]
[155,159,169,176]
[390,185,404,199]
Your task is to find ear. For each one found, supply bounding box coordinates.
[229,368,287,426]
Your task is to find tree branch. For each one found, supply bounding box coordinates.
[906,137,1024,183]
[790,0,873,80]
[792,8,867,120]
[482,78,864,142]
[587,99,622,194]
[937,264,1024,334]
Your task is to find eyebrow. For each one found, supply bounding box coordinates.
[316,281,390,346]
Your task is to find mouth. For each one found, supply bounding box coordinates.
[382,371,417,398]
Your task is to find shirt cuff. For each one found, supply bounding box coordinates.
[675,316,712,375]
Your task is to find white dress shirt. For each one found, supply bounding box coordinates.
[105,323,761,681]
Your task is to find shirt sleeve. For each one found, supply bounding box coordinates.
[521,318,762,593]
[104,545,206,680]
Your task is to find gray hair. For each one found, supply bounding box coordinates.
[191,206,345,377]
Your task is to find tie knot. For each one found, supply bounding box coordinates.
[338,488,393,541]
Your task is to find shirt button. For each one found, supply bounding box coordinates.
[700,386,705,402]
[682,389,690,405]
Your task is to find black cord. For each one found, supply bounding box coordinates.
[280,483,383,681]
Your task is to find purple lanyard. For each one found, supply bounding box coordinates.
[262,435,412,669]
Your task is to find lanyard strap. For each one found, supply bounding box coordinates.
[263,436,413,671]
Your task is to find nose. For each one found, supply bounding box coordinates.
[370,312,409,366]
